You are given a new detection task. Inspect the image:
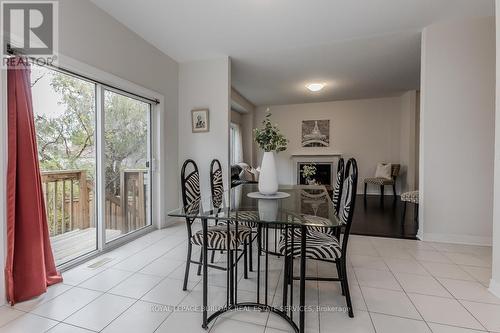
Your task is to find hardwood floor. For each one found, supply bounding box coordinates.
[351,194,418,239]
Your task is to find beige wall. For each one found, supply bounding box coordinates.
[420,16,495,245]
[231,110,242,124]
[254,95,418,194]
[179,58,231,203]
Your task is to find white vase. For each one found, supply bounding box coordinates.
[258,199,278,222]
[258,151,278,195]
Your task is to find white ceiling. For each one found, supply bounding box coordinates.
[91,0,494,106]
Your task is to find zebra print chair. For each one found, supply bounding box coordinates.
[278,158,358,318]
[210,159,224,209]
[181,159,251,291]
[210,159,258,272]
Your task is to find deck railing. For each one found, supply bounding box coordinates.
[41,169,147,237]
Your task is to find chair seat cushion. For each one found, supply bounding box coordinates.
[190,225,251,250]
[364,177,395,185]
[278,231,342,260]
[285,214,337,237]
[401,190,419,204]
[218,211,260,228]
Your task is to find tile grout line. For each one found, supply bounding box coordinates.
[28,228,188,332]
[374,237,490,332]
[370,237,434,332]
[3,230,495,333]
[1,227,187,329]
[432,273,490,331]
[349,262,378,333]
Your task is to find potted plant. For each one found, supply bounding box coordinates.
[301,164,317,185]
[253,110,288,195]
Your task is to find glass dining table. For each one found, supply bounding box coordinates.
[168,184,343,333]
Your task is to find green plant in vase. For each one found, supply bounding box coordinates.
[301,164,317,185]
[253,110,288,195]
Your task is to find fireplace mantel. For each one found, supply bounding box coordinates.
[290,152,343,185]
[290,152,343,158]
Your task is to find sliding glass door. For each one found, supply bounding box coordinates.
[31,65,98,265]
[30,64,153,266]
[103,89,152,243]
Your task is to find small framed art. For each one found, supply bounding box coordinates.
[191,108,209,133]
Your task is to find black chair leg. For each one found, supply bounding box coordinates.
[257,225,262,257]
[364,183,367,199]
[229,250,234,305]
[341,259,354,318]
[392,184,396,197]
[197,251,203,276]
[249,235,253,272]
[415,203,419,221]
[401,201,407,227]
[244,240,248,279]
[380,185,384,197]
[210,250,215,264]
[183,243,192,291]
[282,255,289,309]
[336,261,345,296]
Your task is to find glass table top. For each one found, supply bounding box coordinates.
[168,184,342,228]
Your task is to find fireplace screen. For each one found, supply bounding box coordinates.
[297,162,333,186]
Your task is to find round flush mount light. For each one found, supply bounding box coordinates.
[306,83,325,92]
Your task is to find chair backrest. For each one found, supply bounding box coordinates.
[180,159,201,218]
[332,158,345,214]
[391,164,400,179]
[210,159,224,209]
[339,158,358,257]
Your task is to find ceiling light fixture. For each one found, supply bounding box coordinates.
[306,83,325,92]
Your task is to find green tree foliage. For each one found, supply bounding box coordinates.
[104,90,148,196]
[32,66,148,195]
[34,68,95,172]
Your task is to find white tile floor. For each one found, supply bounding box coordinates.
[0,221,499,333]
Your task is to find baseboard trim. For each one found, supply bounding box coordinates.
[161,214,183,229]
[489,279,500,298]
[421,232,492,246]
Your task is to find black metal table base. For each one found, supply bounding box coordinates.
[200,219,307,333]
[206,303,299,333]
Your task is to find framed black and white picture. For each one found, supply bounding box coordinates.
[301,119,330,147]
[191,109,209,133]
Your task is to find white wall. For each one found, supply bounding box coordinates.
[491,1,500,298]
[0,0,179,304]
[420,16,495,245]
[254,95,417,194]
[178,58,231,205]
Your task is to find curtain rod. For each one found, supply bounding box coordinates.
[6,45,160,105]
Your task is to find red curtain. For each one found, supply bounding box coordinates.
[5,57,62,305]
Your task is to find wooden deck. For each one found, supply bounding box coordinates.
[51,228,122,264]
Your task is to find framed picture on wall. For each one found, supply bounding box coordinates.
[302,119,330,147]
[191,108,209,133]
